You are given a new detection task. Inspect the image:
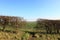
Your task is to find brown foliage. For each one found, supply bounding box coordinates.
[36,19,60,33]
[0,16,26,31]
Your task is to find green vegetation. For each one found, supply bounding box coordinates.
[0,16,60,40]
[25,21,36,29]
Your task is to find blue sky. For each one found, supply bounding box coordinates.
[0,0,60,21]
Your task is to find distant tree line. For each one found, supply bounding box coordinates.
[0,16,26,31]
[35,19,60,33]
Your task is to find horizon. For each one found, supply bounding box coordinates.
[0,0,60,21]
[0,15,60,21]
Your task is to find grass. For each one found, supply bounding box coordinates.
[0,27,60,40]
[25,21,36,28]
[0,22,60,40]
[0,31,25,40]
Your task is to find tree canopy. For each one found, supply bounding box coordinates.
[0,16,26,31]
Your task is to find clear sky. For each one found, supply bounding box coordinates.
[0,0,60,21]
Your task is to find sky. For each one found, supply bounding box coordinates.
[0,0,60,21]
